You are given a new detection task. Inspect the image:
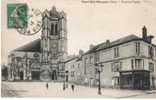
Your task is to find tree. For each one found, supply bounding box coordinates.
[2,65,8,80]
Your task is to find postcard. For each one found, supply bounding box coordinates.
[1,0,156,98]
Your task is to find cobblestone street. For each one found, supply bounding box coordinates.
[1,83,18,97]
[1,81,156,98]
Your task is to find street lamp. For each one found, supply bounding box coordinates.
[65,70,68,82]
[63,70,68,90]
[95,62,103,95]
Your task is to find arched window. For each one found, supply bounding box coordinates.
[51,24,54,35]
[55,24,58,34]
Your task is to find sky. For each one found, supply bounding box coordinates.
[1,0,156,64]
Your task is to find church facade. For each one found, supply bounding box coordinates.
[8,7,67,81]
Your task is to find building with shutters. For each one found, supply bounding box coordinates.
[65,26,156,89]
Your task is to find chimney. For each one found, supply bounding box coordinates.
[89,44,94,50]
[142,26,147,39]
[106,40,110,47]
[146,36,154,43]
[142,26,154,43]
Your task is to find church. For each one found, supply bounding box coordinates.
[8,6,68,81]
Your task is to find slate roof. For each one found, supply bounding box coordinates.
[13,38,41,52]
[85,34,141,54]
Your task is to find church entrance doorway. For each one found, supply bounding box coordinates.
[32,71,40,80]
[20,71,24,80]
[51,70,57,80]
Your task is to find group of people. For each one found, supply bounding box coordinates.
[63,82,75,91]
[46,82,75,92]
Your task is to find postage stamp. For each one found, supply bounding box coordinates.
[16,8,42,36]
[7,3,28,28]
[7,3,42,36]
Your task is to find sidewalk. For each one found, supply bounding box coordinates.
[74,85,149,98]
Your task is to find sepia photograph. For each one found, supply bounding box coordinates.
[1,0,156,98]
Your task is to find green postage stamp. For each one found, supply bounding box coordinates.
[7,3,28,28]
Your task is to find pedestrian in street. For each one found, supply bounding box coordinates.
[71,84,75,92]
[46,83,49,89]
[63,82,66,91]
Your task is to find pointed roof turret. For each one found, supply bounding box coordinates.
[52,6,56,12]
[49,6,60,18]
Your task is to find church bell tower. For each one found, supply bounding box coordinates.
[40,6,67,81]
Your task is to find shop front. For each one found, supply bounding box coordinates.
[120,70,150,90]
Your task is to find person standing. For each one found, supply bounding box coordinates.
[46,83,49,89]
[71,84,75,92]
[63,82,66,91]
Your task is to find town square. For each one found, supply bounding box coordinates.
[2,81,156,98]
[1,0,156,98]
